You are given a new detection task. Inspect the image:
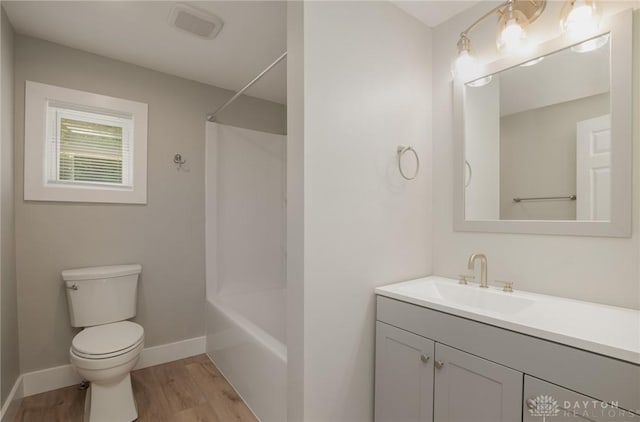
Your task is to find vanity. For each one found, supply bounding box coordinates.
[374,276,640,421]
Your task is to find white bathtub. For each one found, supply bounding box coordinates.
[206,288,287,422]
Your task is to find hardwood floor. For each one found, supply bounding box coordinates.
[13,354,258,422]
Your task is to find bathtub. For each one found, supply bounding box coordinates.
[205,122,287,421]
[206,288,287,422]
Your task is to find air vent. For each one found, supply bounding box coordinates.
[169,4,224,40]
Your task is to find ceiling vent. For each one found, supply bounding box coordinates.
[169,4,224,40]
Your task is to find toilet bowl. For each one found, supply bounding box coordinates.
[70,321,144,422]
[63,264,144,422]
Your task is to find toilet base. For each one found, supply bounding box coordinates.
[84,373,138,422]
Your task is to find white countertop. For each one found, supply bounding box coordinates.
[375,276,640,365]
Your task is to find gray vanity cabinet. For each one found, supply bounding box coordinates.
[374,322,434,422]
[523,376,640,422]
[375,295,640,422]
[433,343,522,422]
[374,322,522,422]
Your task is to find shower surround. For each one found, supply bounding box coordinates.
[205,122,286,422]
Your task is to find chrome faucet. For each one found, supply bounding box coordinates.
[468,253,488,288]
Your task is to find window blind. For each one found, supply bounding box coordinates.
[47,106,133,187]
[59,117,124,184]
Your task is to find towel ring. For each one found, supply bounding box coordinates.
[397,145,419,180]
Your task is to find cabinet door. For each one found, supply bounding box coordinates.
[524,376,640,422]
[375,322,435,422]
[434,343,522,422]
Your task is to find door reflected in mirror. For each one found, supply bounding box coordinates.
[463,33,610,222]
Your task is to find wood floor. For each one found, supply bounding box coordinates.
[13,354,258,422]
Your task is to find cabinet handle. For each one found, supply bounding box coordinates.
[525,398,537,410]
[420,354,430,363]
[434,360,444,369]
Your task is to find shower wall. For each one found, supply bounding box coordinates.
[206,122,286,299]
[205,122,287,422]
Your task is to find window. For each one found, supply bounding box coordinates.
[47,106,131,187]
[25,81,147,204]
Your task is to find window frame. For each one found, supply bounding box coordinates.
[25,81,148,204]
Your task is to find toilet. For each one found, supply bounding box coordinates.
[63,264,144,422]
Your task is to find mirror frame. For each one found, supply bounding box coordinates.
[453,9,632,237]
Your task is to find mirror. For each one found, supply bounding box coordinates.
[464,34,610,222]
[454,9,632,237]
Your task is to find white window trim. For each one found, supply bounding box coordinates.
[25,81,148,204]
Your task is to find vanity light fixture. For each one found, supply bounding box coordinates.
[452,0,546,80]
[453,0,603,81]
[560,0,601,37]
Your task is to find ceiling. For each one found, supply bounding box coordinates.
[392,1,483,28]
[3,1,486,105]
[3,1,287,104]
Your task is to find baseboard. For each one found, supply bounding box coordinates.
[20,336,206,398]
[134,336,206,370]
[0,375,24,422]
[21,363,82,398]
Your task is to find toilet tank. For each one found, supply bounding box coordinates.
[63,264,142,327]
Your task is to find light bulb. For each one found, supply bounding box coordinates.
[452,49,477,81]
[496,4,529,54]
[561,0,600,37]
[500,18,525,52]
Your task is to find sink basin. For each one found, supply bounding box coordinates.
[394,278,535,315]
[375,276,640,365]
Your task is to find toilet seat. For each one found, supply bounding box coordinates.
[72,321,144,360]
[70,340,143,372]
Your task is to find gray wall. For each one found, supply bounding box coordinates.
[500,93,610,220]
[14,35,286,373]
[1,7,19,406]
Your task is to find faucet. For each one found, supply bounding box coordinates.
[468,253,488,288]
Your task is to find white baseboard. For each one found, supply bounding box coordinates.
[1,375,24,422]
[134,336,206,370]
[22,363,82,398]
[19,336,206,398]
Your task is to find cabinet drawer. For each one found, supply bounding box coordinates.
[524,376,639,421]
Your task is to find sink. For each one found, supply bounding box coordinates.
[395,278,535,315]
[375,276,640,365]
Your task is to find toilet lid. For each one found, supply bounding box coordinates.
[72,321,144,357]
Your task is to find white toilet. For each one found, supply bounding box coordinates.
[63,264,144,422]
